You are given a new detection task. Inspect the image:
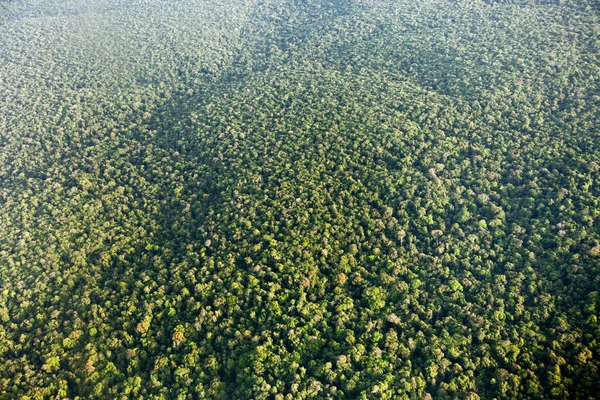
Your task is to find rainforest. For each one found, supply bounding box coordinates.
[1,0,599,398]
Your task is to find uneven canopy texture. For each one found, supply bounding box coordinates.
[1,0,599,398]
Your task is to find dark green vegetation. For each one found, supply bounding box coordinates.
[1,0,600,398]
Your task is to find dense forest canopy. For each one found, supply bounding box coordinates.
[1,0,599,398]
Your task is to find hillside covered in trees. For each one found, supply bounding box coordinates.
[1,0,600,398]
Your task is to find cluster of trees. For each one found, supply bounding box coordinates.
[1,0,599,398]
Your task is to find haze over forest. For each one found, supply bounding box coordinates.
[1,0,599,398]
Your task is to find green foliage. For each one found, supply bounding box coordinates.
[1,0,599,398]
